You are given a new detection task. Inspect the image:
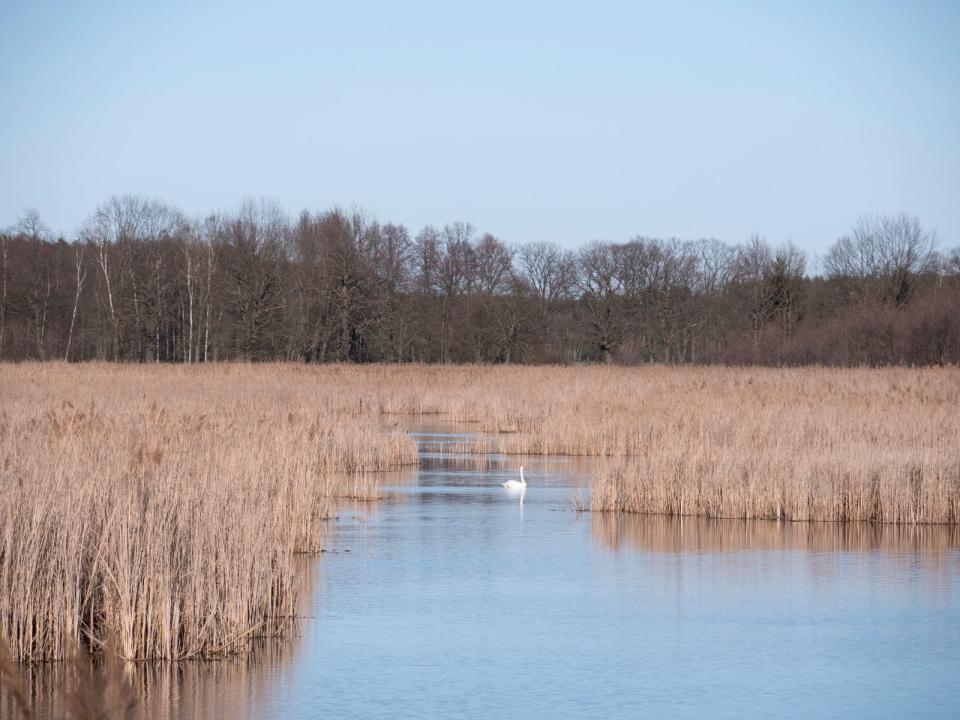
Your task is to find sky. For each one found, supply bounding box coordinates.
[1,0,958,258]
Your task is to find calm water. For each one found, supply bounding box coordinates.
[8,429,960,719]
[252,429,960,720]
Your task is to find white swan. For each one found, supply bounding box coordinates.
[502,466,527,490]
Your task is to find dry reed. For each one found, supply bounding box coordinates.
[3,363,957,666]
[390,365,960,523]
[283,364,960,523]
[0,364,417,663]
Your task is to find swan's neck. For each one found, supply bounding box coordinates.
[520,467,526,485]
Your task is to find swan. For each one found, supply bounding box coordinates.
[502,466,527,490]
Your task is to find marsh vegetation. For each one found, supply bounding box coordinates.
[1,363,957,672]
[0,364,416,663]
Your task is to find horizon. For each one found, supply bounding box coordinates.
[2,1,958,256]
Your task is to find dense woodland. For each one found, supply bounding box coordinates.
[0,197,957,365]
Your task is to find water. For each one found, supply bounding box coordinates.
[6,429,959,719]
[253,429,960,720]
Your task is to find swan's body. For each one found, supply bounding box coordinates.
[502,466,526,490]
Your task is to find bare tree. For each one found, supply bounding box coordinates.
[367,221,412,360]
[437,222,477,362]
[200,217,220,362]
[80,196,184,360]
[0,231,7,354]
[733,235,775,338]
[518,241,576,321]
[85,213,119,360]
[220,199,289,360]
[14,210,54,357]
[14,208,49,241]
[577,241,625,363]
[825,213,937,306]
[1,199,955,367]
[766,243,806,331]
[180,226,202,363]
[947,247,960,283]
[474,233,512,295]
[64,243,87,361]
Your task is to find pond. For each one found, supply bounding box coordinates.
[7,428,959,719]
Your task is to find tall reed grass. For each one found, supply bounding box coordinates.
[3,363,957,665]
[0,364,417,663]
[305,364,959,523]
[389,365,959,523]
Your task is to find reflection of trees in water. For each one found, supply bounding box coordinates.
[591,512,959,557]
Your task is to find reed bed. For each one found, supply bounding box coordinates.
[0,364,417,663]
[375,365,960,523]
[2,363,957,665]
[298,364,960,523]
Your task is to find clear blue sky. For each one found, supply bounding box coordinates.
[1,0,958,256]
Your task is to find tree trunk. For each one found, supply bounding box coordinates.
[65,293,79,359]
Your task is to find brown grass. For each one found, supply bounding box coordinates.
[418,365,960,523]
[0,364,417,663]
[2,363,957,668]
[346,364,958,522]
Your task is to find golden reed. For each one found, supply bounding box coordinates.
[2,363,957,665]
[449,365,959,523]
[0,364,417,662]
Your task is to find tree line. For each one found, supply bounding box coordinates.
[1,197,957,365]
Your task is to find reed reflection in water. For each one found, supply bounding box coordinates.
[1,636,299,720]
[592,512,960,555]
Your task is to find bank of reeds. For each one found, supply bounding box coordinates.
[0,364,417,663]
[3,364,958,664]
[322,364,960,523]
[403,365,960,523]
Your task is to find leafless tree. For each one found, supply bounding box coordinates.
[13,208,48,241]
[578,241,625,363]
[0,231,8,354]
[200,216,220,362]
[436,221,477,362]
[825,213,937,306]
[411,225,441,295]
[733,235,775,336]
[14,210,54,357]
[0,200,955,366]
[64,243,87,361]
[80,196,183,360]
[518,241,576,320]
[474,233,512,295]
[181,226,201,363]
[367,222,412,360]
[947,247,960,282]
[220,199,289,360]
